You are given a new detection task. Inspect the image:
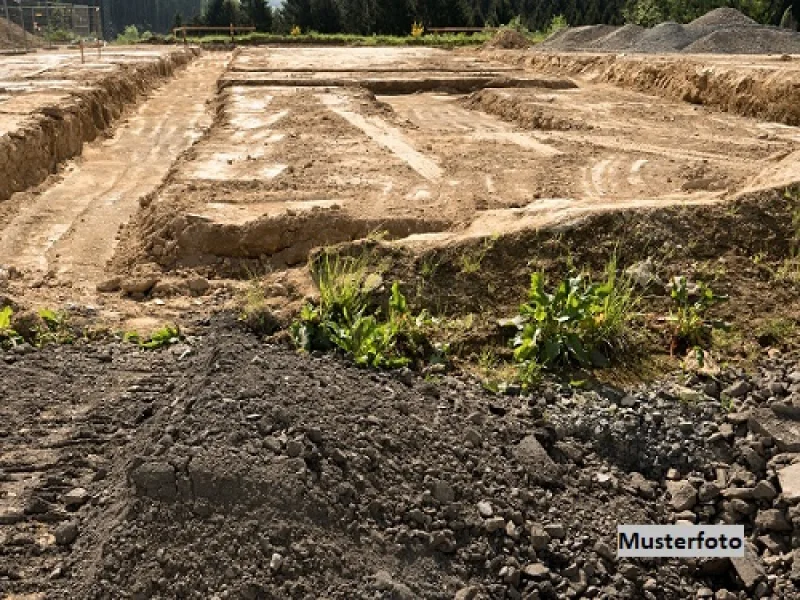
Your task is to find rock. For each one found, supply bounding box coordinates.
[778,462,800,503]
[485,517,506,533]
[698,482,721,502]
[286,440,303,458]
[667,480,697,511]
[464,428,482,446]
[731,544,765,590]
[373,570,416,599]
[513,435,562,485]
[754,508,792,532]
[725,381,751,398]
[751,480,777,501]
[130,461,177,500]
[594,541,614,561]
[96,277,122,293]
[54,521,79,546]
[62,487,90,508]
[0,508,24,524]
[771,396,800,420]
[749,410,800,452]
[529,525,551,550]
[186,276,211,295]
[431,480,455,503]
[543,523,566,539]
[454,587,480,600]
[791,549,800,583]
[522,562,550,579]
[625,259,659,288]
[270,553,283,571]
[477,501,493,518]
[121,277,159,295]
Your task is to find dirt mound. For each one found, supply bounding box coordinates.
[589,24,645,51]
[629,22,695,53]
[684,26,800,54]
[539,25,617,51]
[462,88,587,131]
[687,7,758,28]
[0,16,40,50]
[483,28,530,49]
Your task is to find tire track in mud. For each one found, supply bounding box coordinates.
[0,54,228,294]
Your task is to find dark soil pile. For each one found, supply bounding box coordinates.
[483,28,531,50]
[1,318,799,599]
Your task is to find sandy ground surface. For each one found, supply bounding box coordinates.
[0,46,799,324]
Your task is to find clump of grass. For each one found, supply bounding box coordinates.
[0,306,21,348]
[291,253,443,369]
[667,277,724,354]
[238,278,281,335]
[460,235,497,275]
[510,256,640,373]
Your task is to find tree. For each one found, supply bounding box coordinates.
[282,0,314,30]
[243,0,273,31]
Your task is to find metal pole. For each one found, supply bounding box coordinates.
[3,0,9,26]
[21,7,29,52]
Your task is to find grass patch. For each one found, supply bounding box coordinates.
[291,253,444,369]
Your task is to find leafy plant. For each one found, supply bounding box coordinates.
[667,277,723,353]
[411,21,424,38]
[460,235,496,275]
[125,325,180,350]
[511,259,639,370]
[0,306,21,348]
[291,254,440,369]
[290,25,301,36]
[36,308,74,345]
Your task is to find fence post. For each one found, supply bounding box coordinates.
[183,27,187,46]
[230,23,234,44]
[21,7,29,52]
[79,39,84,63]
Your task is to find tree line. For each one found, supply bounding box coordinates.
[94,0,799,37]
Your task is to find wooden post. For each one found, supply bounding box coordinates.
[80,39,85,63]
[230,23,234,44]
[183,27,187,46]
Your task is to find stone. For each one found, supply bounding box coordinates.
[522,563,550,579]
[749,410,800,452]
[464,428,482,446]
[754,508,792,532]
[512,435,562,485]
[594,541,614,561]
[543,523,566,539]
[751,480,777,501]
[725,381,751,398]
[54,521,78,546]
[431,480,455,503]
[63,487,90,508]
[186,276,211,295]
[96,277,121,292]
[485,517,506,533]
[286,440,303,458]
[454,587,480,600]
[667,480,697,511]
[731,543,765,590]
[373,571,416,600]
[529,525,551,550]
[270,553,283,571]
[477,501,493,518]
[121,277,159,295]
[54,521,79,546]
[777,462,800,503]
[625,259,659,288]
[698,482,721,502]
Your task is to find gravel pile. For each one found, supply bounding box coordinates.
[540,8,800,55]
[589,24,645,51]
[1,318,799,599]
[540,25,618,51]
[629,22,695,53]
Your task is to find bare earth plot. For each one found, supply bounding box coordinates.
[111,46,800,284]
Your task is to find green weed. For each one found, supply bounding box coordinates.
[667,277,724,353]
[292,254,441,369]
[511,257,640,370]
[125,325,180,350]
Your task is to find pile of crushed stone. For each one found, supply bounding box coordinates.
[3,321,799,599]
[483,28,531,49]
[540,7,800,54]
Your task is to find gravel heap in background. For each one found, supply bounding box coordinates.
[540,8,800,54]
[2,320,798,599]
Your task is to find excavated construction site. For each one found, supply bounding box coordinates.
[3,14,800,599]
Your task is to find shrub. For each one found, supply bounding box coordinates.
[290,25,301,36]
[667,277,723,353]
[411,22,424,38]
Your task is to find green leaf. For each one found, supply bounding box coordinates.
[0,306,12,331]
